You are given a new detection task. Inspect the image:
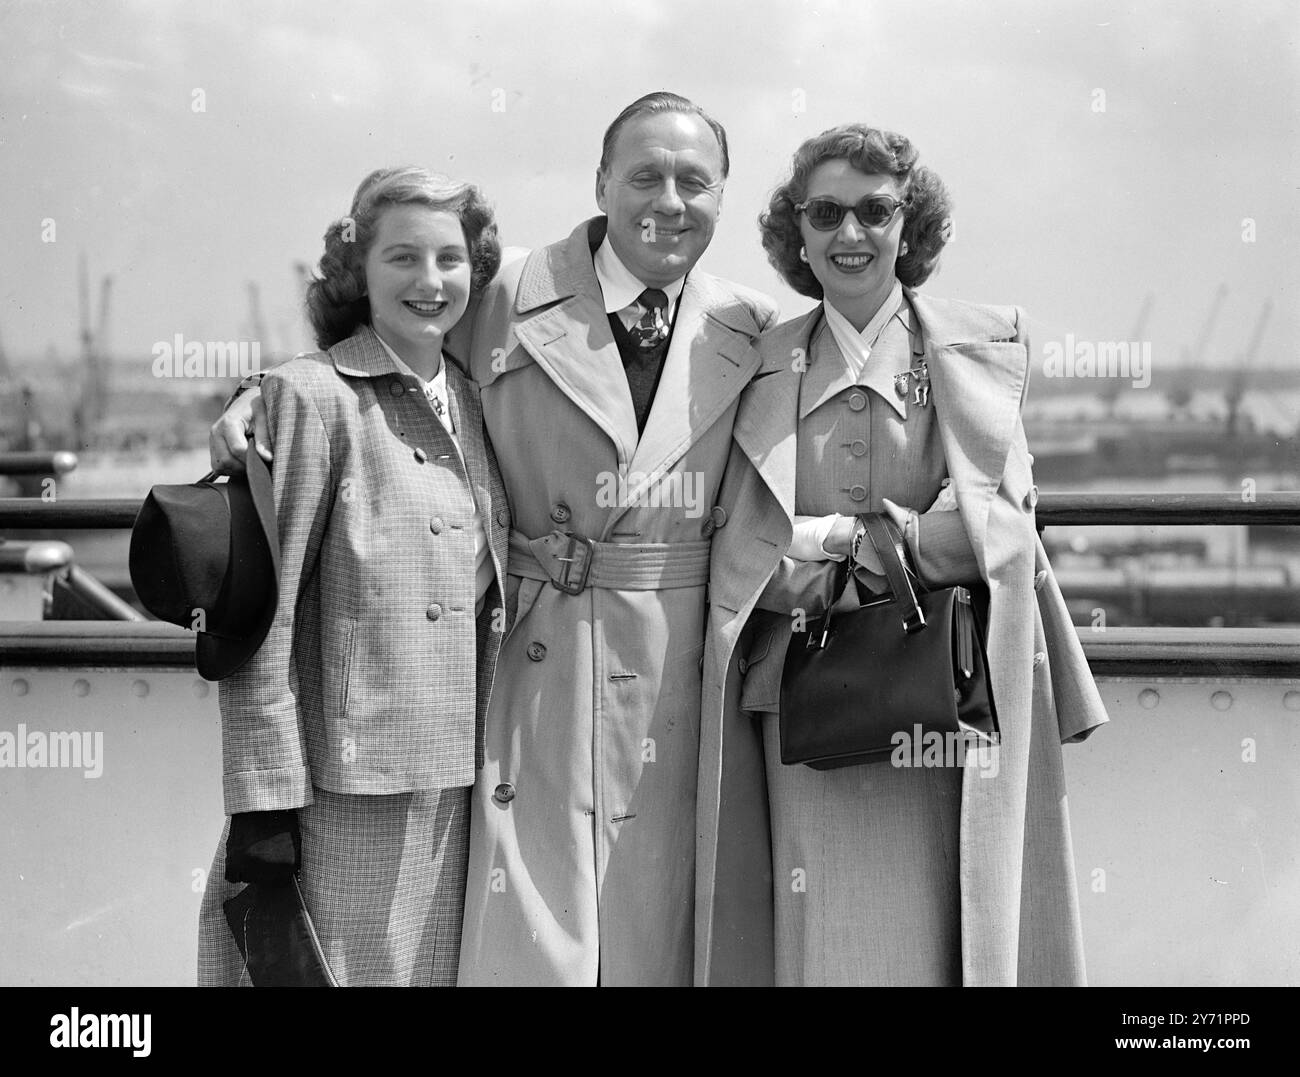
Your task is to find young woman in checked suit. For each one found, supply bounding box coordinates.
[198,167,510,987]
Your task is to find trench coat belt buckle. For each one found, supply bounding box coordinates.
[532,529,595,594]
[509,530,711,591]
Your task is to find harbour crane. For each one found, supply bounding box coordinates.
[1168,283,1228,414]
[73,255,113,447]
[1225,298,1273,438]
[1100,292,1153,416]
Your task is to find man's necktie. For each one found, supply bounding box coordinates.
[628,289,670,350]
[616,288,673,434]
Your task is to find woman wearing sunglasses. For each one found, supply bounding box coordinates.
[695,124,1108,986]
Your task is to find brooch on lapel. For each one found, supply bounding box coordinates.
[422,382,446,419]
[893,362,931,407]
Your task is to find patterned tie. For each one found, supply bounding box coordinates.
[629,289,670,350]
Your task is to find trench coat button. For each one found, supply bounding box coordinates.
[848,392,867,411]
[414,447,428,464]
[710,506,727,529]
[389,379,405,397]
[1032,651,1047,670]
[702,518,716,538]
[1034,569,1048,591]
[429,516,444,535]
[496,508,510,528]
[738,657,749,675]
[426,603,442,621]
[1023,485,1039,510]
[493,783,515,804]
[849,484,867,502]
[526,641,547,662]
[849,439,868,457]
[550,502,572,524]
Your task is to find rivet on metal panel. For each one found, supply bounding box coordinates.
[73,678,91,697]
[192,681,210,699]
[1284,691,1300,712]
[11,678,30,696]
[1210,690,1233,712]
[132,679,150,699]
[1138,688,1159,710]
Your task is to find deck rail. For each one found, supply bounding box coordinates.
[2,491,1298,676]
[4,490,1300,529]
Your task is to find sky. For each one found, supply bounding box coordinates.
[0,0,1296,376]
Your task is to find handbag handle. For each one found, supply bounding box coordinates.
[858,513,927,634]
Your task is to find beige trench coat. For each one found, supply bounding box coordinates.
[456,219,779,985]
[695,293,1109,986]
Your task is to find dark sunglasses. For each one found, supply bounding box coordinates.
[794,195,910,231]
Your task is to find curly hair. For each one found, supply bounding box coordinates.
[759,124,952,298]
[305,167,502,350]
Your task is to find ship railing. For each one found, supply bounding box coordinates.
[3,490,1298,673]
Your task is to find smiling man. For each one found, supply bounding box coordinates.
[209,92,777,987]
[454,93,777,985]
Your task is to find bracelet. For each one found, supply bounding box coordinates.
[850,517,868,563]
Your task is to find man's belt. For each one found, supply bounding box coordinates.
[508,530,710,593]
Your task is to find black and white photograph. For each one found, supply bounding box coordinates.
[0,0,1295,1044]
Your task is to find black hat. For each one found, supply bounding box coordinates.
[129,451,280,681]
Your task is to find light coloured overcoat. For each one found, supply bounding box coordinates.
[456,219,779,986]
[695,293,1109,986]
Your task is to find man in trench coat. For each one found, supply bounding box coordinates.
[454,99,777,986]
[211,93,777,986]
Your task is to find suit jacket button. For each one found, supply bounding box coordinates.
[389,379,405,397]
[426,603,442,621]
[430,516,444,535]
[414,447,428,464]
[493,783,515,804]
[1032,651,1047,670]
[850,439,868,457]
[1034,569,1048,591]
[550,502,572,524]
[849,484,867,502]
[526,641,547,661]
[848,392,867,411]
[497,508,511,528]
[1023,485,1039,510]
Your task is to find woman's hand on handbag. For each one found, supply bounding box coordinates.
[225,809,302,886]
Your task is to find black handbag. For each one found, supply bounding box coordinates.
[779,512,999,769]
